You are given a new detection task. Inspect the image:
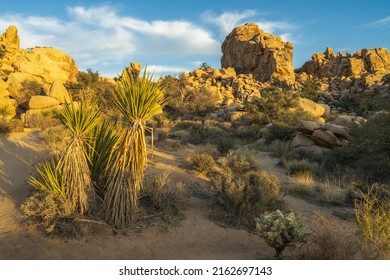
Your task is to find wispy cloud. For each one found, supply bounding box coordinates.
[0,5,219,71]
[366,16,390,28]
[202,10,298,43]
[202,10,257,34]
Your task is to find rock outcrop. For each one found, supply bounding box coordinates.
[221,23,295,86]
[292,120,349,152]
[297,47,390,79]
[0,25,78,120]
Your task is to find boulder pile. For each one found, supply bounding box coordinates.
[0,25,78,119]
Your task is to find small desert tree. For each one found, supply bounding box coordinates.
[104,69,166,228]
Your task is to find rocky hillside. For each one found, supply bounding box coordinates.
[0,25,78,119]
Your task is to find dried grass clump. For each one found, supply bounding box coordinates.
[298,212,359,259]
[21,191,73,234]
[223,148,259,174]
[142,172,188,220]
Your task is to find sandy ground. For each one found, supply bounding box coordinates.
[0,130,354,259]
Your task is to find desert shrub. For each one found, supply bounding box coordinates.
[300,78,320,101]
[355,185,390,259]
[266,140,291,158]
[298,212,359,259]
[162,74,220,117]
[255,210,305,258]
[21,191,73,234]
[325,112,390,182]
[216,137,235,154]
[27,110,60,129]
[211,171,283,229]
[285,159,314,176]
[245,87,299,125]
[0,118,24,133]
[188,152,216,174]
[263,122,295,143]
[190,125,231,146]
[223,148,258,174]
[0,104,13,117]
[142,172,188,220]
[18,80,44,104]
[40,125,70,155]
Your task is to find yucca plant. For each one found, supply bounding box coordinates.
[29,160,65,198]
[104,69,166,228]
[57,101,101,214]
[86,118,120,196]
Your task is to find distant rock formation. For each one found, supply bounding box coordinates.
[221,23,295,86]
[297,47,390,78]
[0,25,78,119]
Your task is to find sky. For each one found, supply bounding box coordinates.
[0,0,389,78]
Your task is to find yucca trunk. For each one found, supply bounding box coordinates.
[104,121,146,227]
[58,136,95,214]
[56,101,100,215]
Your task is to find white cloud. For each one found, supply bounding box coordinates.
[148,65,189,75]
[0,5,219,71]
[366,16,390,28]
[202,10,256,34]
[257,21,297,33]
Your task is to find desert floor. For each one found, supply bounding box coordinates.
[0,130,354,259]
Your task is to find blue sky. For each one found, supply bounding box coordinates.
[1,0,389,77]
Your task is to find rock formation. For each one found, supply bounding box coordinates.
[221,23,295,86]
[297,47,390,79]
[0,25,78,119]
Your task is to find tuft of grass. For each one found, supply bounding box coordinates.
[355,185,390,259]
[316,177,348,205]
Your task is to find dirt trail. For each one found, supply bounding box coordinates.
[0,131,353,259]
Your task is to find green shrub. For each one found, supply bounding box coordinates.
[263,123,295,143]
[255,210,305,258]
[325,112,390,181]
[224,148,258,174]
[300,78,320,101]
[18,80,44,104]
[188,152,216,174]
[211,171,283,229]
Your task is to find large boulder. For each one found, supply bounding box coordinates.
[296,120,324,135]
[49,80,71,104]
[291,133,316,148]
[296,97,326,119]
[221,23,295,86]
[312,130,341,148]
[28,95,61,109]
[4,25,20,48]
